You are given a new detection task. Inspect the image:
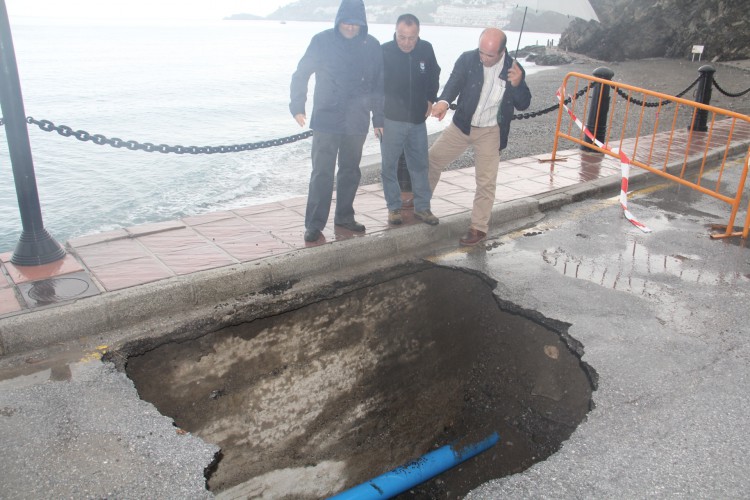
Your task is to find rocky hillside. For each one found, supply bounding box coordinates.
[560,0,749,61]
[258,0,749,62]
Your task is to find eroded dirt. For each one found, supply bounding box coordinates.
[123,266,595,498]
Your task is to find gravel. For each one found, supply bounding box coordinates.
[361,54,750,185]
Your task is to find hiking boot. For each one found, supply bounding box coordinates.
[414,209,439,226]
[388,210,403,225]
[334,220,366,232]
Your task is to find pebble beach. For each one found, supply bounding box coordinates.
[362,52,750,184]
[506,53,750,159]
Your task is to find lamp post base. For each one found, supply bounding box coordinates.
[11,229,65,266]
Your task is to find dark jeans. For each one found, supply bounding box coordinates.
[380,117,432,212]
[306,130,367,231]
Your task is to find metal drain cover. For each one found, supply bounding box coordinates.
[18,271,100,308]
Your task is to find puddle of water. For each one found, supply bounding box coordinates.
[120,266,594,498]
[542,234,749,289]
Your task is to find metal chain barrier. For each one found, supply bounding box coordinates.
[511,85,592,120]
[448,85,592,119]
[4,75,745,153]
[6,89,593,153]
[712,77,750,98]
[15,117,313,154]
[615,76,700,107]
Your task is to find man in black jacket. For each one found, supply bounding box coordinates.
[290,0,384,243]
[429,28,531,246]
[380,14,440,226]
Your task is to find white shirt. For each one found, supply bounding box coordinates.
[471,55,507,127]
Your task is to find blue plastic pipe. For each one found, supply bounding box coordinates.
[327,432,500,500]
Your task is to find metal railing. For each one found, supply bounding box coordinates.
[552,71,750,239]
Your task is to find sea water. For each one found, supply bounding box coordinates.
[0,17,558,250]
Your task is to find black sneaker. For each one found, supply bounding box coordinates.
[304,228,322,242]
[335,221,366,232]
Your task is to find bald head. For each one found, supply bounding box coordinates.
[478,28,507,67]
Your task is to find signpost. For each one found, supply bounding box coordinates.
[691,45,704,62]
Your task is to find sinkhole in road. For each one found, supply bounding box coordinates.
[124,265,595,498]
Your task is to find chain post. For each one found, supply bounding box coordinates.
[0,0,65,265]
[691,64,715,132]
[582,67,615,151]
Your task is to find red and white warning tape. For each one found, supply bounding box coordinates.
[556,89,652,233]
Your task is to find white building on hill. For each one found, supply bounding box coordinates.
[432,3,512,27]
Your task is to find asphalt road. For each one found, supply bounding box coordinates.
[442,160,750,498]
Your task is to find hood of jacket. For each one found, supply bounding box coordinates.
[334,0,368,37]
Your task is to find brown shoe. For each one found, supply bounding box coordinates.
[459,228,486,246]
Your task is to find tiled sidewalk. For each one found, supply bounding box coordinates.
[0,146,620,315]
[0,148,621,316]
[1,116,748,318]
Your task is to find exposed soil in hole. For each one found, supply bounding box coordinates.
[123,266,595,499]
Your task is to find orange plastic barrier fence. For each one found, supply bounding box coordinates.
[552,72,750,239]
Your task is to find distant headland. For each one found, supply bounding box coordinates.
[223,13,265,21]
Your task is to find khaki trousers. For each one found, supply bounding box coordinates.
[428,122,501,233]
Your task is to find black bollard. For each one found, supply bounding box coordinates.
[396,151,412,192]
[691,64,715,132]
[0,0,65,265]
[582,67,615,151]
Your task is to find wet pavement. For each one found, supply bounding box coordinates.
[0,361,217,499]
[0,118,749,497]
[457,170,750,498]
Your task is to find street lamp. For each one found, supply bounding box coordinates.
[0,0,65,266]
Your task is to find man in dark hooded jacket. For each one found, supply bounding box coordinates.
[290,0,384,243]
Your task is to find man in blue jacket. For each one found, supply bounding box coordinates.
[380,14,440,226]
[429,28,531,246]
[290,0,384,243]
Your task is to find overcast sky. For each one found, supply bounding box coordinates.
[4,1,293,20]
